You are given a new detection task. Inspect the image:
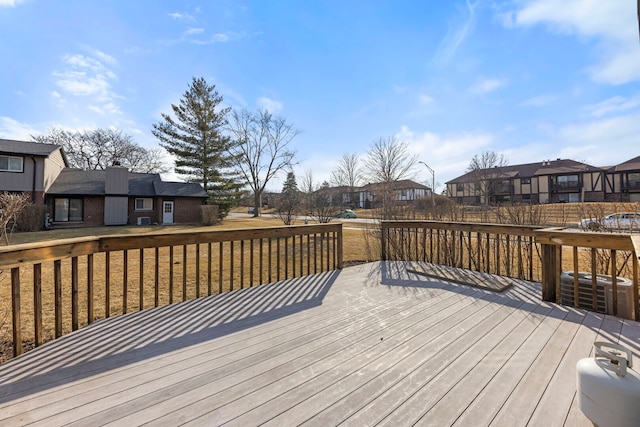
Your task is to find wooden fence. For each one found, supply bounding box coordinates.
[0,224,343,358]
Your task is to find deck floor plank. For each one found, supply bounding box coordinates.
[0,261,638,427]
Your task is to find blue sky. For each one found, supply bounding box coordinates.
[1,0,639,192]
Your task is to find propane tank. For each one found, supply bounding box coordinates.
[577,342,640,427]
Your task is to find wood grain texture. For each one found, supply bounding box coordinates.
[0,261,638,427]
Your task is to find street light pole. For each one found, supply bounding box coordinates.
[418,161,435,207]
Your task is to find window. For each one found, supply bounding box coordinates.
[54,198,83,222]
[456,183,464,192]
[135,198,153,211]
[521,178,531,185]
[0,155,23,172]
[556,175,579,187]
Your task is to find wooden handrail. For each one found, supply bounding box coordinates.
[2,223,343,359]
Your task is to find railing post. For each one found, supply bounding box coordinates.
[381,222,387,261]
[541,243,561,303]
[11,267,21,357]
[337,224,343,269]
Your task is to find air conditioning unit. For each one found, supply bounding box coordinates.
[137,217,151,225]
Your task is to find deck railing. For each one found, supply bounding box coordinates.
[381,221,543,282]
[535,228,640,321]
[381,220,640,321]
[0,224,343,358]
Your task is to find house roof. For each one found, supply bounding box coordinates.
[47,169,208,198]
[446,159,602,184]
[613,155,640,172]
[0,138,64,158]
[359,179,431,192]
[154,181,209,198]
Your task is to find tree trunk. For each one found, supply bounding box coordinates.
[253,191,261,217]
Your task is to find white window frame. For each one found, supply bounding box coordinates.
[135,198,153,211]
[0,155,24,172]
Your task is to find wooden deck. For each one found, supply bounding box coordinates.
[1,261,639,426]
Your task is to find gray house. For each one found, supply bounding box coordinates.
[0,139,68,203]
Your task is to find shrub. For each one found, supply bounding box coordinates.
[201,205,220,225]
[18,203,48,232]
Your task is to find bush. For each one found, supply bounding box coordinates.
[17,203,47,232]
[201,205,220,225]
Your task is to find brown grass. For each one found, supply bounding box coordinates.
[0,217,372,362]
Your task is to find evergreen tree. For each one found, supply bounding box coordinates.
[277,171,299,225]
[152,77,244,216]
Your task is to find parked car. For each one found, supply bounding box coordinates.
[579,212,640,232]
[248,207,255,214]
[336,209,357,219]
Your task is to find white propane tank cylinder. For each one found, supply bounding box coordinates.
[577,342,640,427]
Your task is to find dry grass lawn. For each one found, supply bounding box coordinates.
[0,216,374,362]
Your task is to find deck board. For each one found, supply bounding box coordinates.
[0,261,638,426]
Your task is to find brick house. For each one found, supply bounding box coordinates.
[46,167,208,226]
[1,138,209,226]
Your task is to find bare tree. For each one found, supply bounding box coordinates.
[362,136,418,218]
[33,128,169,173]
[0,192,30,245]
[465,150,509,205]
[229,109,299,217]
[309,181,340,223]
[330,152,362,207]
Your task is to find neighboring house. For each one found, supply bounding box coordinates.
[605,155,640,202]
[446,158,608,205]
[356,180,431,209]
[0,139,68,203]
[46,166,208,226]
[0,139,209,226]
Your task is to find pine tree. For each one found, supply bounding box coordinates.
[277,171,299,225]
[152,77,244,216]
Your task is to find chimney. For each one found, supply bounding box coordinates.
[105,165,129,195]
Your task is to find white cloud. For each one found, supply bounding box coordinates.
[0,117,40,140]
[184,27,205,35]
[190,32,238,44]
[0,0,24,6]
[471,77,507,94]
[431,0,479,67]
[52,49,122,116]
[582,95,640,118]
[506,0,640,84]
[168,12,194,21]
[419,93,434,105]
[395,125,494,188]
[559,112,640,162]
[519,94,556,107]
[257,97,283,113]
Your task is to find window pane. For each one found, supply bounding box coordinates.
[9,157,23,171]
[55,199,69,222]
[136,198,152,210]
[0,157,7,170]
[69,199,83,221]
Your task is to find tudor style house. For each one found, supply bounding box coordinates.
[446,156,640,205]
[0,138,208,226]
[605,155,640,202]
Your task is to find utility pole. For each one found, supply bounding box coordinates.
[419,161,435,207]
